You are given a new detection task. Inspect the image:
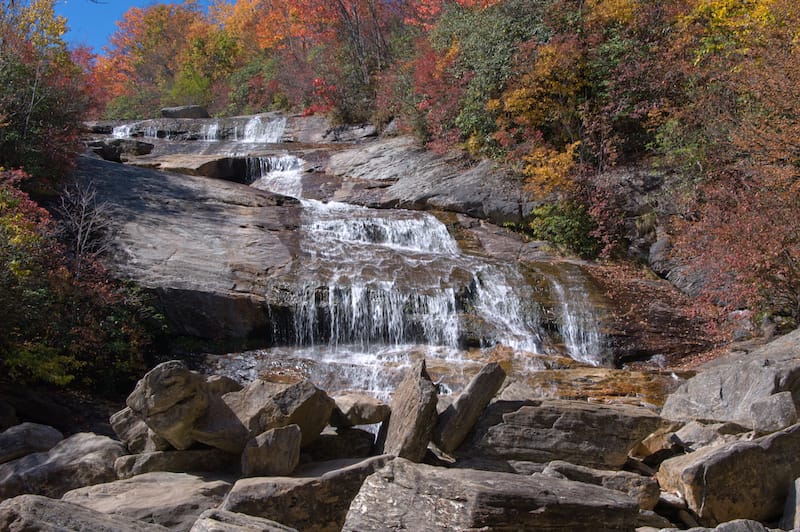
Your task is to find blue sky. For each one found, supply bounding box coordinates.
[55,0,213,53]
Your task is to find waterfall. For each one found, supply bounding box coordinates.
[248,155,304,197]
[242,115,287,143]
[112,124,133,138]
[200,122,219,141]
[550,274,605,366]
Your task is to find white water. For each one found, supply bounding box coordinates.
[550,273,605,366]
[200,122,219,141]
[223,154,594,395]
[112,124,133,138]
[242,115,286,143]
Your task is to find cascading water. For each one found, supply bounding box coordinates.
[242,115,287,143]
[200,122,219,141]
[112,124,133,138]
[198,153,595,397]
[550,270,606,366]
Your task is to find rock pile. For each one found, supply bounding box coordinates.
[2,329,800,530]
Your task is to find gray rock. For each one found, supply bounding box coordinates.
[127,361,211,450]
[190,509,297,532]
[0,432,125,500]
[779,477,800,531]
[458,399,665,469]
[241,425,301,477]
[161,106,210,119]
[748,391,797,433]
[672,421,753,452]
[62,472,232,532]
[330,393,390,428]
[661,328,800,430]
[0,423,63,465]
[0,494,170,531]
[325,136,535,225]
[301,427,374,463]
[542,460,660,510]
[432,361,505,454]
[380,360,437,462]
[193,379,334,453]
[221,455,392,532]
[110,407,171,454]
[656,423,800,525]
[115,449,236,479]
[73,156,300,340]
[342,458,639,531]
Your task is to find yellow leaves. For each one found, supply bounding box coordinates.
[17,0,67,51]
[683,0,777,61]
[523,141,581,198]
[586,0,637,27]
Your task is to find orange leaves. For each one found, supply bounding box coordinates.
[523,141,582,198]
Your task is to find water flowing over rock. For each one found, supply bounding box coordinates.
[342,458,640,531]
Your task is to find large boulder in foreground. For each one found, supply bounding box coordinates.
[0,433,125,500]
[342,458,639,531]
[458,398,665,469]
[62,472,232,532]
[221,455,392,532]
[657,422,800,526]
[661,328,800,431]
[0,494,169,531]
[379,360,437,462]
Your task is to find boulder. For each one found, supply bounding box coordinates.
[62,472,232,532]
[342,458,639,531]
[330,393,390,428]
[672,421,753,452]
[541,460,660,510]
[656,423,800,525]
[0,432,125,500]
[161,105,210,119]
[779,477,800,531]
[110,407,171,454]
[661,328,800,431]
[301,427,374,462]
[115,449,237,479]
[127,360,211,450]
[0,494,170,531]
[221,455,392,532]
[190,509,297,532]
[0,423,63,465]
[241,425,302,477]
[193,379,334,453]
[380,360,437,462]
[458,399,665,469]
[432,361,506,454]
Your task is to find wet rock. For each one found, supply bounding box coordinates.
[342,458,639,531]
[221,455,392,532]
[541,460,660,510]
[380,360,438,462]
[661,328,800,431]
[458,399,665,469]
[241,425,302,477]
[0,432,125,500]
[110,407,171,454]
[115,449,237,479]
[432,361,505,454]
[656,423,800,525]
[330,393,390,428]
[190,509,297,532]
[62,472,231,532]
[162,105,210,119]
[88,138,154,162]
[0,494,170,531]
[127,360,211,450]
[301,427,374,463]
[0,423,63,465]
